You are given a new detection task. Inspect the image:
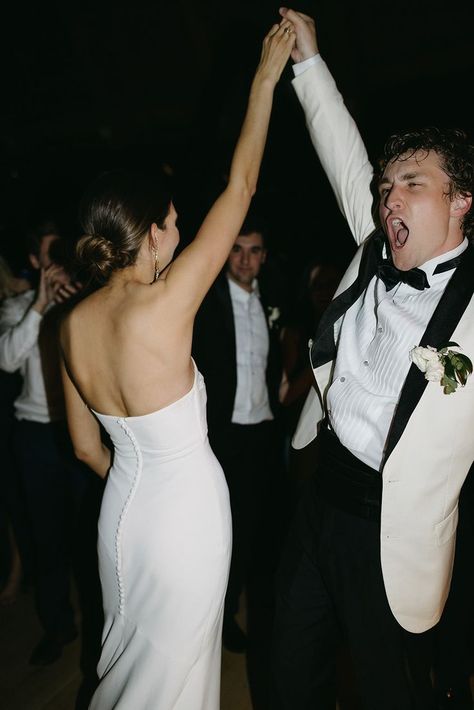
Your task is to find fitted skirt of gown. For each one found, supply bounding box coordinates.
[89,364,232,710]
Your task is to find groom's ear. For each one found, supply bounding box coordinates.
[450,192,472,218]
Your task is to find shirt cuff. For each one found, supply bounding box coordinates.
[292,54,321,77]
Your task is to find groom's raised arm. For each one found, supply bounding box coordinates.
[280,8,375,246]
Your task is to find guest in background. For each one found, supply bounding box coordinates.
[193,213,286,647]
[0,223,83,665]
[0,254,31,605]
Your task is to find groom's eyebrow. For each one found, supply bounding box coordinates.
[379,170,426,187]
[399,170,427,181]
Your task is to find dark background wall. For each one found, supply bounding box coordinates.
[1,0,473,279]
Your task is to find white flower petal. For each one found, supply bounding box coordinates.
[410,347,428,372]
[425,360,444,382]
[419,346,440,362]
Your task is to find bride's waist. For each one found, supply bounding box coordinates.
[112,434,209,465]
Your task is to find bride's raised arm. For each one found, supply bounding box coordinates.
[162,21,295,314]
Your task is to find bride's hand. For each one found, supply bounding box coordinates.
[255,21,296,86]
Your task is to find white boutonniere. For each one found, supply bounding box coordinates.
[410,342,473,394]
[267,306,281,330]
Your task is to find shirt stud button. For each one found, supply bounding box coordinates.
[340,376,346,382]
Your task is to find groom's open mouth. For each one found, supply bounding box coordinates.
[387,216,409,250]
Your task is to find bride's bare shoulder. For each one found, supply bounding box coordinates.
[64,280,176,345]
[69,289,100,321]
[61,288,104,337]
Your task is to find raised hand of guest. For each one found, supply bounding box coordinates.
[33,264,81,312]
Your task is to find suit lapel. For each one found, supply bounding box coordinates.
[311,230,385,368]
[384,244,474,463]
[215,274,236,340]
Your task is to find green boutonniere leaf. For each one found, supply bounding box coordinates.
[443,358,456,381]
[441,375,458,395]
[411,343,472,395]
[456,353,473,373]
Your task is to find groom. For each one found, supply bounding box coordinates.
[272,7,474,709]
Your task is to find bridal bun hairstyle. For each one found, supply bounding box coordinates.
[76,171,172,285]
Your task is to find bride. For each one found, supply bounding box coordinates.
[60,20,295,710]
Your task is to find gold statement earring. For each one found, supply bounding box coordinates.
[152,247,160,283]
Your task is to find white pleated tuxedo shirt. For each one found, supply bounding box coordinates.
[327,239,468,470]
[227,276,273,425]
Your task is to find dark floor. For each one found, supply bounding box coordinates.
[0,586,252,710]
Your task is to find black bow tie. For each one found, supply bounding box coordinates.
[377,262,429,291]
[377,254,462,292]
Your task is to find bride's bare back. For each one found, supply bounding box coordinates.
[61,278,194,418]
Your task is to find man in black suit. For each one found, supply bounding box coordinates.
[193,214,285,655]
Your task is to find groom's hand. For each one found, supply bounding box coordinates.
[279,8,318,63]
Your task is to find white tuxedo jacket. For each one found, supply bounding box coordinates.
[291,58,474,633]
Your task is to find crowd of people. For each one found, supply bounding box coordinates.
[1,6,474,710]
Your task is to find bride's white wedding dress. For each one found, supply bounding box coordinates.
[89,362,232,709]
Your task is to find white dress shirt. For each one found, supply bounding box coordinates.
[327,240,468,470]
[0,290,63,423]
[227,276,273,425]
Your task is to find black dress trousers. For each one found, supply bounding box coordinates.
[272,428,436,710]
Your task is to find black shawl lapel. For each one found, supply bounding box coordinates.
[215,274,236,340]
[383,244,474,464]
[311,229,386,368]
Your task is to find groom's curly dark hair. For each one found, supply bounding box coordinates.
[377,127,474,240]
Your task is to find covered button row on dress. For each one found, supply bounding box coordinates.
[114,418,143,615]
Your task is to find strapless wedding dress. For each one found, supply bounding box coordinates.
[89,363,232,709]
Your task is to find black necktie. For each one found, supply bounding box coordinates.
[377,254,462,292]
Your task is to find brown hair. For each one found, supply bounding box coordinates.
[77,170,172,284]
